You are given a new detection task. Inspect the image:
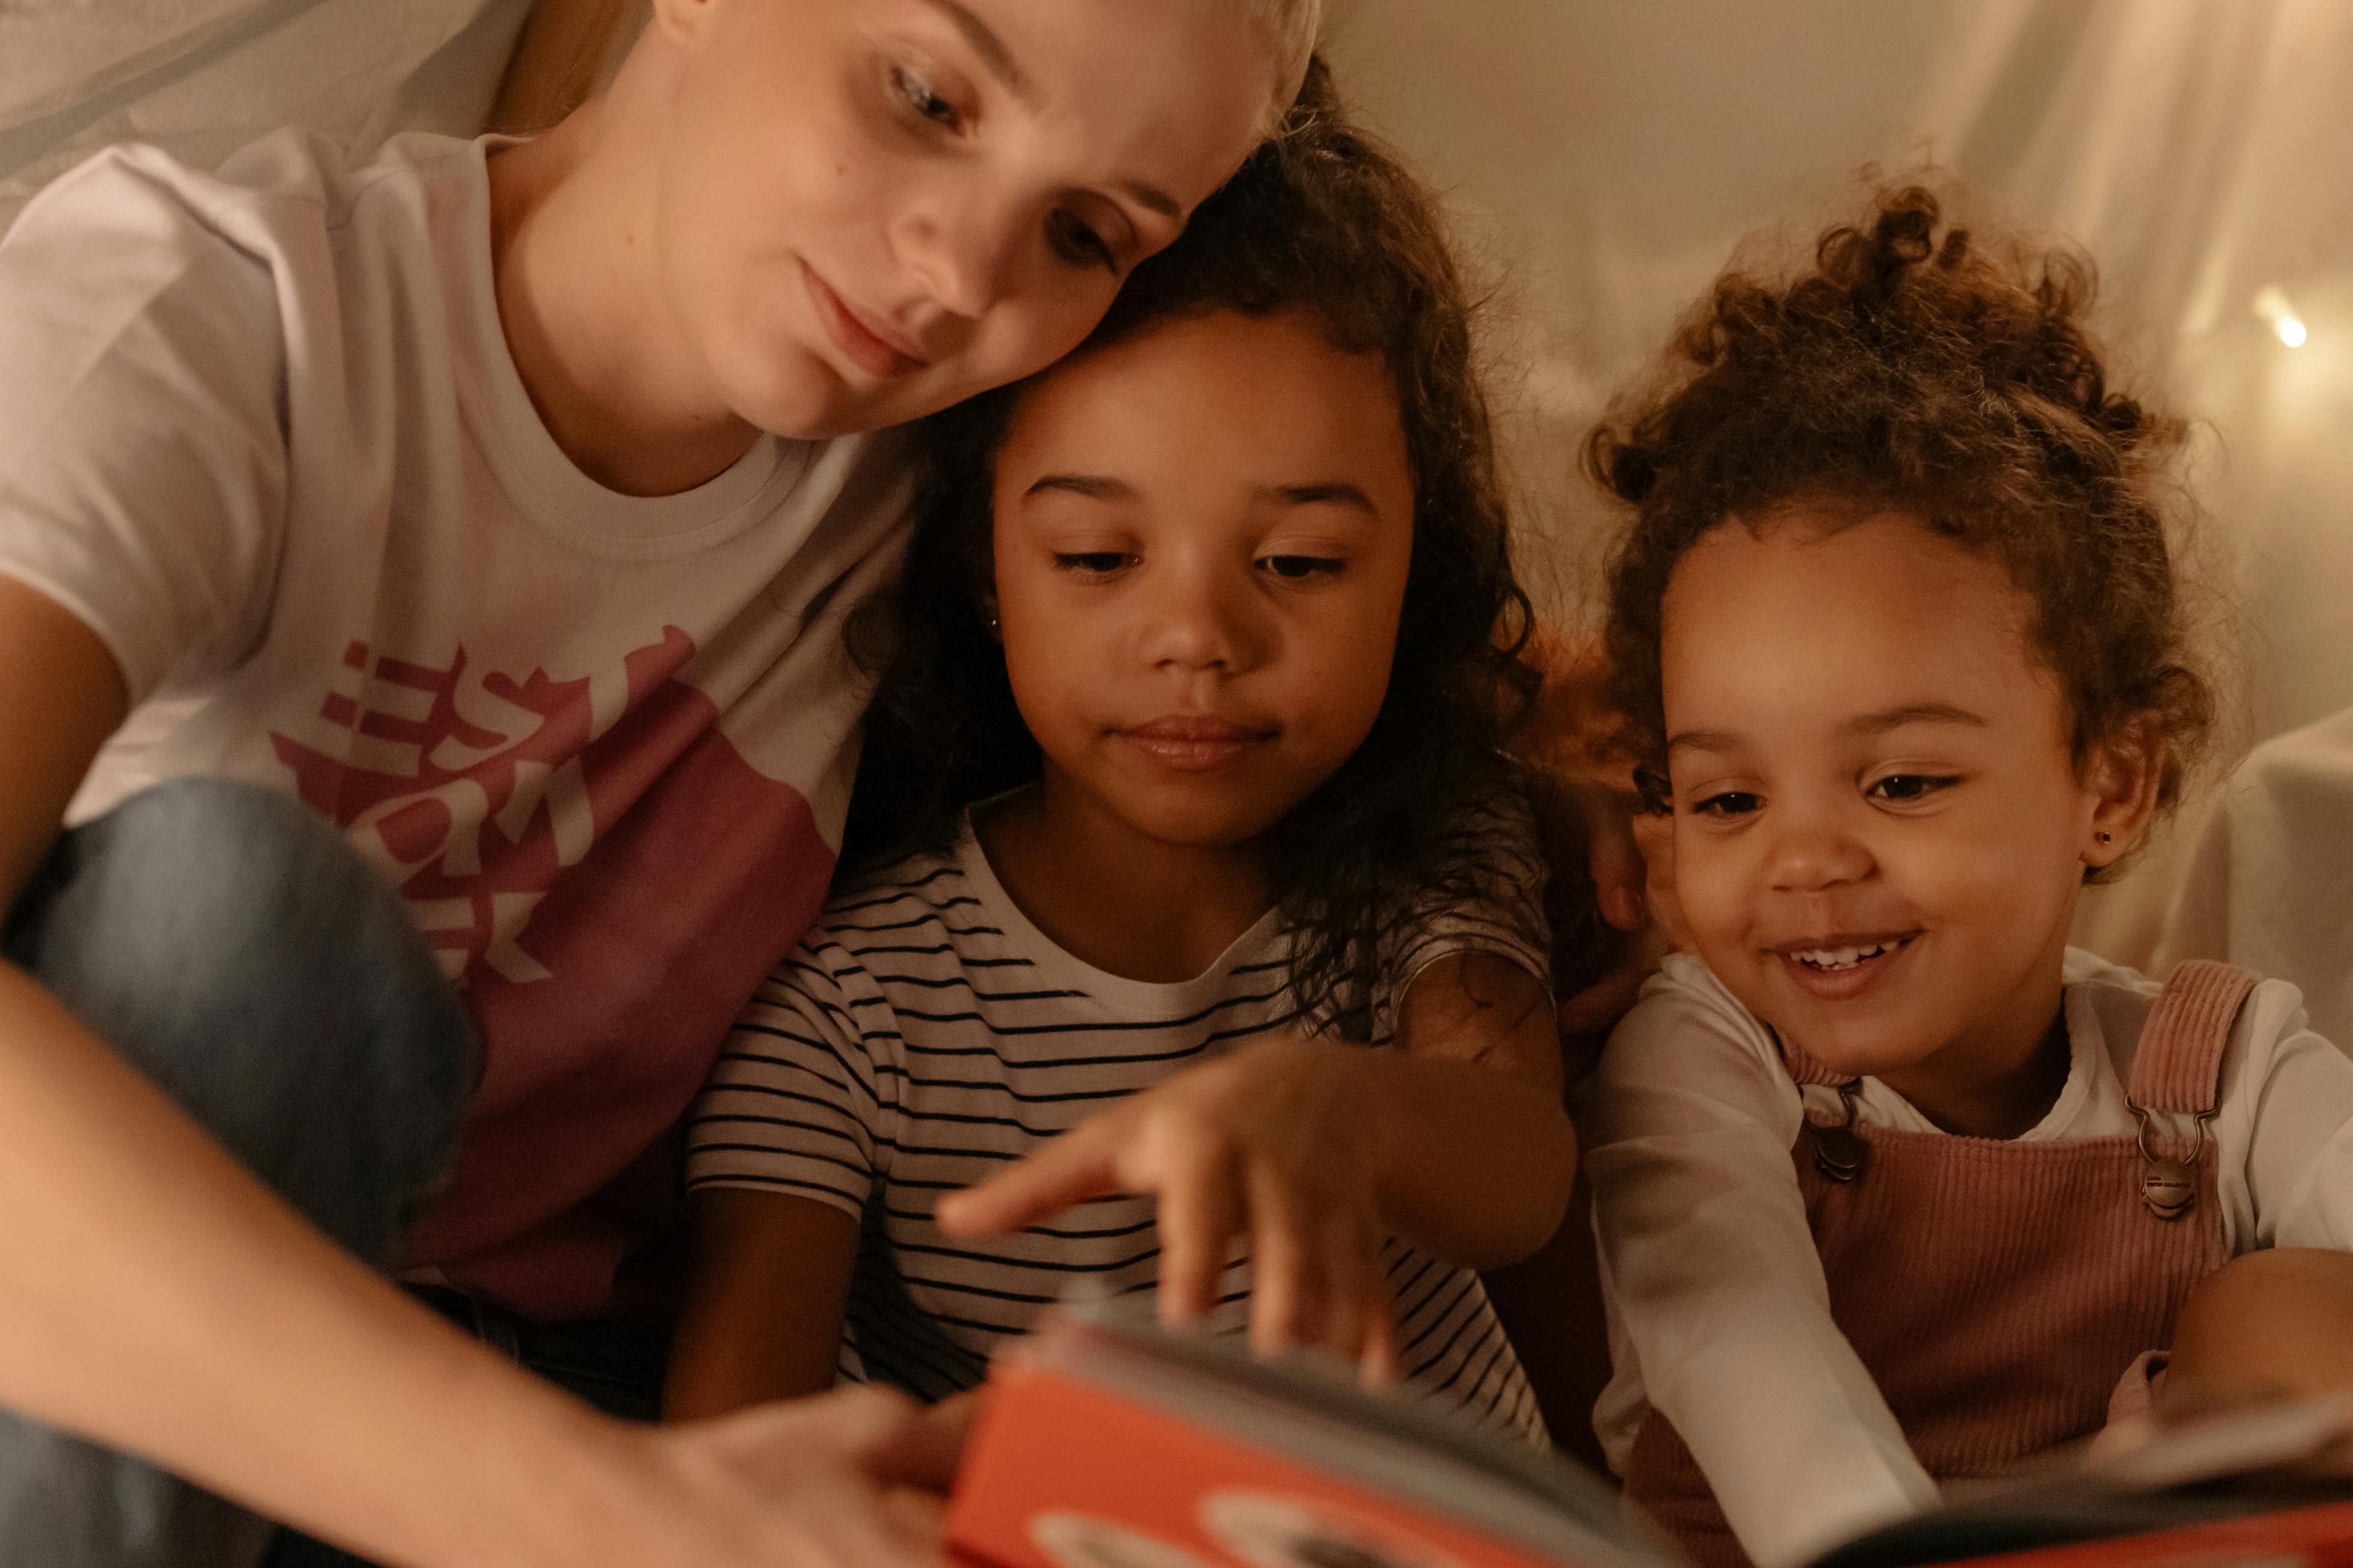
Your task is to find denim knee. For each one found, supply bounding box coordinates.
[4,777,474,1264]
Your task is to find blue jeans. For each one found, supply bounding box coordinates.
[0,778,660,1567]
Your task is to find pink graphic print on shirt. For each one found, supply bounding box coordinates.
[270,629,835,1319]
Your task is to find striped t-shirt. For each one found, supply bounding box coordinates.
[687,815,1552,1444]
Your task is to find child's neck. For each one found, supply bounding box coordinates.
[1872,968,2073,1140]
[975,781,1276,986]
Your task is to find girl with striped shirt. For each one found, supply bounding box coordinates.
[667,67,1609,1442]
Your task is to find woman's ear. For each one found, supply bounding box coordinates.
[2081,717,2166,871]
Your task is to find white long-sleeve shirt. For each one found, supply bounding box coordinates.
[1582,948,2353,1568]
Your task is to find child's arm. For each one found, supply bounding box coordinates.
[671,944,901,1421]
[669,1189,860,1419]
[2160,986,2353,1412]
[936,948,1574,1378]
[1585,968,1935,1566]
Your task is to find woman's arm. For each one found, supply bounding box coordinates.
[0,576,955,1566]
[669,1189,861,1420]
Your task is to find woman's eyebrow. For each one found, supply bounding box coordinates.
[919,0,1035,106]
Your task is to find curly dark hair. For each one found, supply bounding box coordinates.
[842,58,1614,1024]
[1591,184,2215,876]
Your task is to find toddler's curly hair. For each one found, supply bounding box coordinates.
[1591,185,2215,869]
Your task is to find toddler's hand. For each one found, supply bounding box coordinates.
[934,1034,1398,1384]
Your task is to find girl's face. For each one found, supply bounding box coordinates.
[648,0,1271,439]
[1659,513,2150,1118]
[989,310,1415,855]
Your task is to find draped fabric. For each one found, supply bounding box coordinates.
[5,0,2349,956]
[1329,0,2353,957]
[0,0,531,229]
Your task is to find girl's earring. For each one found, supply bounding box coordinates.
[986,612,1002,638]
[2098,831,2113,844]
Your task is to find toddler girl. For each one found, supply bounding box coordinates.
[1580,188,2353,1567]
[666,72,1609,1441]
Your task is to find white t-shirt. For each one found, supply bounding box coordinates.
[1582,949,2353,1568]
[0,129,911,1320]
[687,816,1553,1444]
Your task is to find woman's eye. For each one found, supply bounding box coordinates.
[890,66,962,132]
[1053,551,1130,575]
[1259,555,1345,581]
[1867,773,1959,804]
[1048,210,1117,272]
[1689,790,1762,819]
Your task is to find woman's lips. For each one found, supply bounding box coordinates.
[801,262,927,381]
[1118,716,1273,772]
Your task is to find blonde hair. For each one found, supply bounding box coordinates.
[1210,0,1322,133]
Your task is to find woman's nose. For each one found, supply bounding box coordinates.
[892,188,1025,322]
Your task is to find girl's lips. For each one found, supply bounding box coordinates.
[1118,717,1272,773]
[1773,932,1921,1003]
[801,262,927,380]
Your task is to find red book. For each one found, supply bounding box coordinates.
[948,1304,2353,1568]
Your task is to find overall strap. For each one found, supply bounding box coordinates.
[2126,960,2262,1116]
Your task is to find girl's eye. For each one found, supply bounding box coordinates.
[1048,210,1117,273]
[1689,790,1762,819]
[1259,555,1345,581]
[1053,551,1130,575]
[890,66,963,132]
[1867,773,1959,804]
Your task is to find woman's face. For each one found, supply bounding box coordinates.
[647,0,1273,439]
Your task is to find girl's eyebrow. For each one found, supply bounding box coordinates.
[1024,474,1133,501]
[1668,705,1986,756]
[1269,482,1379,514]
[1849,703,1987,734]
[1666,729,1740,757]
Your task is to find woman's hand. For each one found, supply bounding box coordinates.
[934,1034,1399,1383]
[589,1386,970,1568]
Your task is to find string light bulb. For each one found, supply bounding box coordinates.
[2253,286,2308,348]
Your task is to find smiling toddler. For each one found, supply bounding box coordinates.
[1580,188,2353,1567]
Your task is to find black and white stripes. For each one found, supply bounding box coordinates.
[688,821,1549,1443]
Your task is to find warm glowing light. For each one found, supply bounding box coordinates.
[2253,285,2307,349]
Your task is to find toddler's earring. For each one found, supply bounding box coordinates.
[2098,831,2113,844]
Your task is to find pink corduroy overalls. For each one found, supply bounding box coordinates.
[1622,960,2260,1568]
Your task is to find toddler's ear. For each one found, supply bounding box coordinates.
[2081,717,2165,871]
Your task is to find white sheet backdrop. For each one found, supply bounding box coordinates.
[1325,0,2353,962]
[3,0,2346,963]
[0,0,528,229]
